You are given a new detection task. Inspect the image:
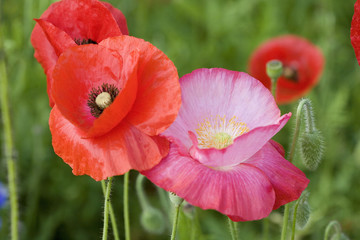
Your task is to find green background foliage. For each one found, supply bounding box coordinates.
[0,0,360,239]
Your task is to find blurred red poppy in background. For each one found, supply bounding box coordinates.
[31,0,128,107]
[351,0,360,65]
[248,35,324,104]
[49,36,181,180]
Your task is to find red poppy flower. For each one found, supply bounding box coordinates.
[248,35,324,104]
[31,0,128,107]
[49,35,181,180]
[351,0,360,65]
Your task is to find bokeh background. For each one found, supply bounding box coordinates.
[1,0,360,239]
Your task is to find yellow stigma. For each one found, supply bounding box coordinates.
[196,115,250,149]
[95,92,112,109]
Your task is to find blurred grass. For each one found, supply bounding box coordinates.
[1,0,360,239]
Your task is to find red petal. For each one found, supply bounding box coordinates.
[100,36,181,136]
[249,35,324,104]
[351,0,360,65]
[143,143,276,221]
[101,1,129,35]
[52,44,138,137]
[50,106,168,181]
[245,142,309,209]
[43,0,122,43]
[34,19,76,57]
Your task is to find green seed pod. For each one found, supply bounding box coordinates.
[169,192,184,207]
[290,191,311,230]
[299,128,324,170]
[140,207,166,234]
[266,60,283,80]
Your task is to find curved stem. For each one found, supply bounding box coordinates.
[1,51,19,240]
[170,204,181,240]
[124,172,130,240]
[324,221,341,240]
[135,174,150,211]
[102,177,113,240]
[101,181,120,240]
[228,218,239,240]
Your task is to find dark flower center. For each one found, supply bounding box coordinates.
[75,38,98,45]
[283,66,298,82]
[87,83,119,118]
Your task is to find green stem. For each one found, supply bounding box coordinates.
[101,181,120,240]
[228,218,239,240]
[135,174,150,211]
[102,177,113,240]
[271,78,278,98]
[263,217,269,240]
[281,99,310,240]
[0,50,19,240]
[291,200,301,240]
[124,172,130,240]
[324,221,341,240]
[170,204,181,240]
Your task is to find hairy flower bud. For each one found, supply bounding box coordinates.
[140,207,166,234]
[300,129,324,170]
[290,191,311,230]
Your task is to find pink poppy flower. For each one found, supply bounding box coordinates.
[31,0,128,107]
[142,68,309,221]
[351,0,360,65]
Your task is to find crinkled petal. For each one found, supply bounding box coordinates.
[143,143,276,221]
[351,0,360,65]
[35,19,76,56]
[163,68,284,150]
[188,113,291,168]
[101,1,129,35]
[99,36,181,136]
[245,142,309,209]
[52,44,139,137]
[44,0,122,42]
[50,106,169,181]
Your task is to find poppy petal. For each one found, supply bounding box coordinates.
[50,106,168,181]
[163,68,284,151]
[99,36,181,136]
[142,143,276,221]
[188,113,291,168]
[101,1,129,35]
[34,19,76,56]
[44,0,122,43]
[351,0,360,65]
[245,142,309,209]
[52,44,138,137]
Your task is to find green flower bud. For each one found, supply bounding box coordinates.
[266,60,283,80]
[330,233,350,240]
[300,128,324,170]
[140,207,166,234]
[169,192,183,207]
[290,191,311,230]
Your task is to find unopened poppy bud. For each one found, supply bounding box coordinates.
[300,129,324,170]
[140,207,166,234]
[266,60,283,80]
[290,191,311,230]
[169,192,183,207]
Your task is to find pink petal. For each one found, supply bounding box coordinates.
[163,68,287,151]
[142,143,276,221]
[188,113,291,168]
[245,142,309,209]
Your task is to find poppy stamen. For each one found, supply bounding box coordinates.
[87,83,119,118]
[75,38,98,45]
[283,66,298,82]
